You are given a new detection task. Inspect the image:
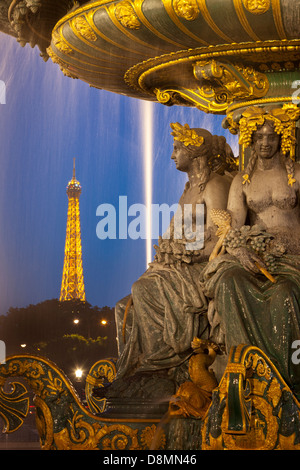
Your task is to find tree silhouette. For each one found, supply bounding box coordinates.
[0,299,117,379]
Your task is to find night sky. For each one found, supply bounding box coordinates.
[0,32,238,315]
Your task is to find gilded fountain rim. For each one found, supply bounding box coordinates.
[125,37,300,94]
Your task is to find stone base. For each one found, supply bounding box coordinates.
[100,398,169,420]
[1,347,300,450]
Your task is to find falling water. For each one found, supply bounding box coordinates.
[142,100,154,268]
[0,30,239,314]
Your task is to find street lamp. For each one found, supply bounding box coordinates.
[75,368,83,381]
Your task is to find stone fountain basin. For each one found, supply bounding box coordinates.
[47,0,300,103]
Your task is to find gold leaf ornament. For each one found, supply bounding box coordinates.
[173,0,200,21]
[114,1,141,29]
[269,105,300,156]
[72,16,97,42]
[170,122,204,147]
[209,209,232,261]
[242,174,251,185]
[238,104,300,156]
[52,30,73,55]
[242,0,270,14]
[288,174,296,186]
[239,106,265,148]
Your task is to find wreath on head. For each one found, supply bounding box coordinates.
[170,122,204,148]
[238,104,300,158]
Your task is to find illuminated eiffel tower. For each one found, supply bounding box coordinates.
[60,159,85,302]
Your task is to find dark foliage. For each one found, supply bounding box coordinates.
[0,299,117,379]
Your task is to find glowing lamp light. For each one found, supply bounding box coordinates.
[20,344,26,348]
[75,369,83,379]
[100,319,108,325]
[73,318,79,324]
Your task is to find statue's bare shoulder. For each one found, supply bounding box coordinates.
[205,172,233,198]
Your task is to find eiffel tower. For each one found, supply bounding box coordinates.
[60,159,85,302]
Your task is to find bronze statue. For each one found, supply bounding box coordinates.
[106,123,235,399]
[203,108,300,399]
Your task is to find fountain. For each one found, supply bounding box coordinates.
[142,100,154,268]
[0,0,300,450]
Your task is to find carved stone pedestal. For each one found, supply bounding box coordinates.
[1,344,299,449]
[203,345,300,450]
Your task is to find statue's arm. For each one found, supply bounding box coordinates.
[225,173,265,274]
[204,175,232,231]
[226,173,248,228]
[194,176,232,259]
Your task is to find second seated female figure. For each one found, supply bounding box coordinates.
[107,123,236,399]
[203,106,300,399]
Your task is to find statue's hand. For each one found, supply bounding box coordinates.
[227,246,266,274]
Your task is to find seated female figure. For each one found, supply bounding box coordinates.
[203,113,300,398]
[111,123,235,397]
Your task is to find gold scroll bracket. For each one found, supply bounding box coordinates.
[193,60,269,109]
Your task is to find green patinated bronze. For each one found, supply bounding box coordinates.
[1,344,300,449]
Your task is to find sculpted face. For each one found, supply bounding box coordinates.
[171,141,193,172]
[253,122,280,159]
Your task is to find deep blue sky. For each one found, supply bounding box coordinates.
[0,32,238,314]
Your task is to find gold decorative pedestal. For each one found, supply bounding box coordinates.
[1,344,300,450]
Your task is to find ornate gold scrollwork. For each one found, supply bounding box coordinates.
[0,381,29,433]
[141,424,166,449]
[53,414,166,450]
[194,60,269,107]
[0,356,167,450]
[34,396,54,450]
[154,86,229,113]
[155,88,174,105]
[54,414,141,450]
[222,395,279,450]
[202,345,300,450]
[85,359,117,414]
